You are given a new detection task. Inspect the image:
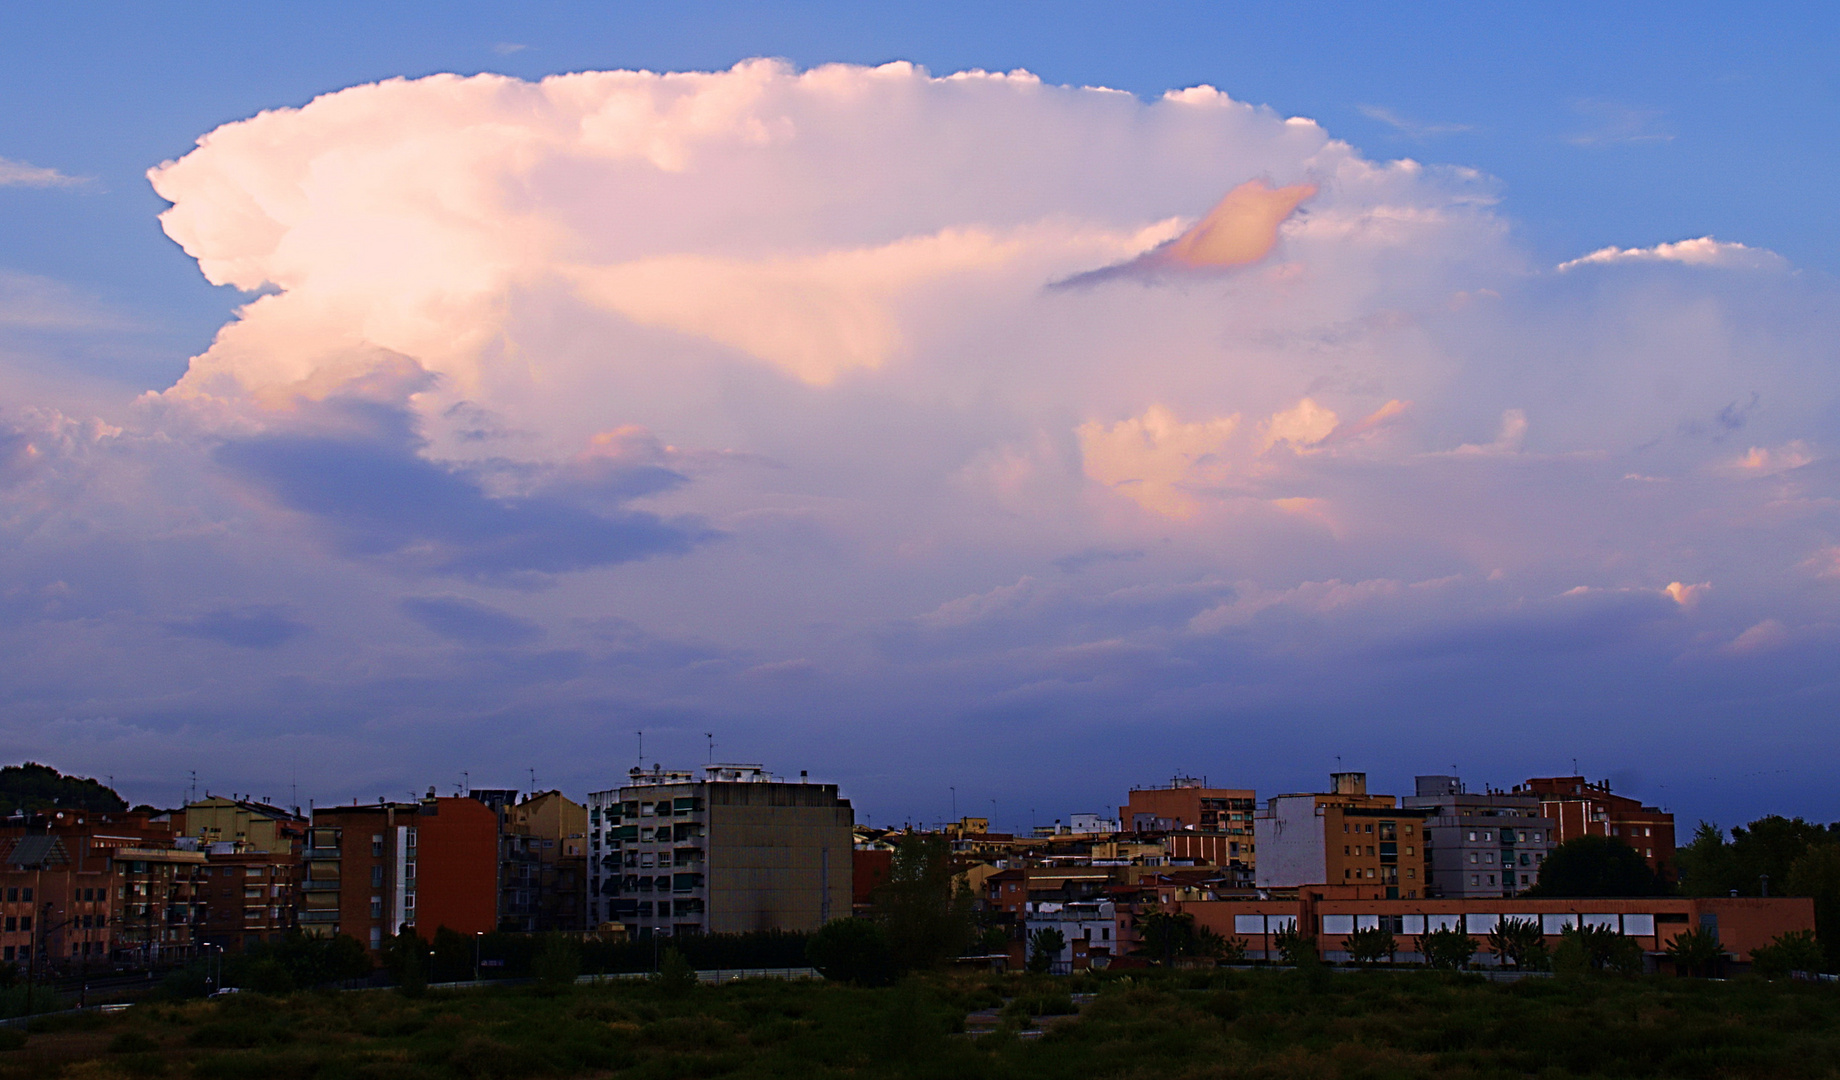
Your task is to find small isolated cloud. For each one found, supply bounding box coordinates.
[1557,237,1785,272]
[1078,406,1238,519]
[1357,105,1473,140]
[1664,581,1710,608]
[400,595,544,646]
[492,42,529,55]
[1567,99,1673,146]
[1723,441,1816,476]
[166,605,308,649]
[1445,409,1528,456]
[0,156,84,188]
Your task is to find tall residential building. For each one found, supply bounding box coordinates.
[1119,777,1256,881]
[302,794,498,954]
[492,790,589,932]
[1518,777,1676,880]
[1253,772,1432,899]
[587,764,854,938]
[1402,776,1556,899]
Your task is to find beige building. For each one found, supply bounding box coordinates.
[588,764,854,937]
[174,797,305,857]
[501,790,590,931]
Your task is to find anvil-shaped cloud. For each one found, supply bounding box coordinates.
[2,60,1839,821]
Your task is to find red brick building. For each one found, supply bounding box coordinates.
[302,795,498,955]
[1518,777,1676,880]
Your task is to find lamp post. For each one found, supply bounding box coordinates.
[474,931,483,982]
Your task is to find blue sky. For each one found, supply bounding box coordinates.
[2,3,1838,829]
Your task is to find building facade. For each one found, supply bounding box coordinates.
[302,794,497,954]
[1403,776,1556,899]
[1519,776,1676,880]
[1254,773,1432,899]
[588,764,854,937]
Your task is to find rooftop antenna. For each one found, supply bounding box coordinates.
[189,770,198,804]
[462,770,469,795]
[950,786,956,821]
[529,767,537,793]
[636,730,643,769]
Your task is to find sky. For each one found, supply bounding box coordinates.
[2,2,1838,831]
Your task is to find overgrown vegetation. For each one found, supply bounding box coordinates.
[6,966,1840,1080]
[0,761,126,815]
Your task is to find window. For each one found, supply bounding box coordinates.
[1485,853,1494,864]
[1365,824,1374,833]
[1470,874,1480,886]
[370,927,382,949]
[1467,831,1477,841]
[1644,827,1652,837]
[3,888,13,902]
[1405,824,1414,835]
[1405,846,1414,856]
[1468,852,1479,864]
[371,866,384,888]
[1407,868,1415,878]
[1487,875,1495,885]
[370,897,383,918]
[1366,868,1376,879]
[1343,845,1350,855]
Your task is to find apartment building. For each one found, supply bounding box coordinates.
[587,764,853,938]
[1519,776,1676,880]
[492,790,589,932]
[301,794,497,954]
[195,847,299,951]
[1403,776,1556,899]
[1121,777,1256,834]
[174,796,306,856]
[1254,773,1432,899]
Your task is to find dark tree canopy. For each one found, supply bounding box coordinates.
[0,762,128,816]
[1524,835,1671,897]
[1676,816,1840,898]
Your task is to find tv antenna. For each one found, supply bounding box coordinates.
[706,732,715,763]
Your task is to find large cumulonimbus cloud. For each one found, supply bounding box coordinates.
[3,59,1838,814]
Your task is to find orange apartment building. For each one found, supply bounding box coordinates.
[1518,777,1676,880]
[1254,773,1432,899]
[1176,892,1813,967]
[302,794,498,955]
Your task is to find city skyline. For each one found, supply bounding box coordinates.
[3,4,1839,832]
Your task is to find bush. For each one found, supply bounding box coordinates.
[1345,925,1397,967]
[1272,925,1317,966]
[654,947,697,996]
[807,918,897,986]
[1419,926,1478,970]
[1751,929,1825,977]
[1488,917,1548,971]
[1664,926,1728,977]
[1027,927,1065,974]
[531,935,582,994]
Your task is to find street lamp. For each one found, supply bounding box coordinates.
[474,931,483,982]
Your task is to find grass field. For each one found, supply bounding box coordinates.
[5,967,1840,1080]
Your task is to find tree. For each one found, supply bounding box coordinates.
[531,935,582,994]
[1272,924,1317,966]
[382,927,429,996]
[1787,844,1840,972]
[1344,925,1396,967]
[1418,926,1477,970]
[1027,927,1065,974]
[871,835,973,972]
[1677,816,1840,898]
[654,947,696,996]
[1664,927,1728,977]
[1524,836,1671,897]
[0,762,126,815]
[1488,917,1548,971]
[430,927,473,983]
[1556,923,1641,973]
[1750,929,1825,978]
[807,918,897,986]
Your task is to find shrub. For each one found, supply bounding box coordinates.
[1272,924,1317,966]
[654,947,697,996]
[1419,926,1478,970]
[1345,925,1397,967]
[532,935,582,994]
[1751,928,1825,977]
[109,1031,160,1053]
[1664,927,1728,977]
[1488,917,1548,970]
[808,918,897,986]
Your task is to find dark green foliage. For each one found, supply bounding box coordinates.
[1751,929,1825,977]
[109,1031,159,1053]
[1787,844,1840,972]
[1559,923,1643,973]
[1527,835,1673,897]
[1488,916,1549,970]
[1026,927,1064,973]
[0,761,127,815]
[1133,908,1232,963]
[0,1029,23,1052]
[1419,925,1478,970]
[1345,925,1397,966]
[1677,816,1840,898]
[530,934,581,993]
[871,834,975,972]
[12,969,1840,1080]
[383,928,430,996]
[430,926,474,983]
[654,947,696,996]
[1665,926,1729,977]
[1271,923,1317,966]
[807,917,897,986]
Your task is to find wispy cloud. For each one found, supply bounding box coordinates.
[0,156,86,188]
[492,42,529,55]
[1567,99,1673,146]
[1357,104,1473,140]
